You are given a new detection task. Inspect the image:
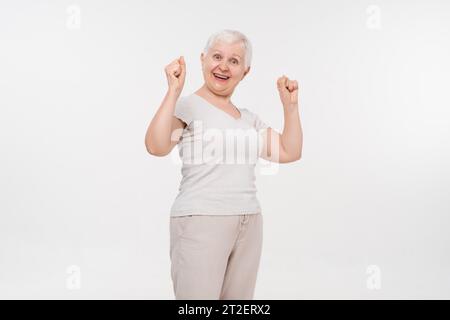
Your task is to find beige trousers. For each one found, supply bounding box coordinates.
[169,213,263,300]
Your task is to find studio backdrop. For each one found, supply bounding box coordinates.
[0,0,449,299]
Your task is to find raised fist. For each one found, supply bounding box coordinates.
[277,75,299,107]
[165,56,186,95]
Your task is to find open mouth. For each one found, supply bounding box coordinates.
[213,73,230,82]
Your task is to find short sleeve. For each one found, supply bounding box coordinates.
[173,96,193,125]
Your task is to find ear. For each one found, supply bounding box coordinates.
[242,66,251,79]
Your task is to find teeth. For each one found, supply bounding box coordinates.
[214,73,229,80]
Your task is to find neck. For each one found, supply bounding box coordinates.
[195,84,232,105]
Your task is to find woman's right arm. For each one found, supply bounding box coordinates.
[145,56,186,156]
[145,91,186,156]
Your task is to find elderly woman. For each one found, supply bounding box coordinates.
[145,29,302,300]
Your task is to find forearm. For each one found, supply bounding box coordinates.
[280,103,303,159]
[145,90,179,155]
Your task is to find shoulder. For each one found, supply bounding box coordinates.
[176,94,190,106]
[177,93,200,109]
[174,94,196,124]
[240,107,269,130]
[240,107,254,117]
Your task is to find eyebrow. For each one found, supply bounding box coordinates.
[212,50,241,59]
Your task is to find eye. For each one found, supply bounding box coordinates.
[231,58,239,65]
[213,54,221,60]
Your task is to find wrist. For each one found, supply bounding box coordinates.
[167,88,181,99]
[283,102,299,110]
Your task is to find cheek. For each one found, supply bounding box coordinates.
[232,68,245,78]
[205,63,218,73]
[233,64,244,71]
[206,59,218,67]
[212,62,223,70]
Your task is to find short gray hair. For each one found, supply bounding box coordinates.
[203,29,252,69]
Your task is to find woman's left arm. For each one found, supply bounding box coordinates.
[260,75,303,163]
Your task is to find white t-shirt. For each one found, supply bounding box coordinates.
[170,92,269,217]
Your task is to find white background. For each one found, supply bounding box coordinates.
[1,0,449,299]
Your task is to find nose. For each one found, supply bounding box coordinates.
[218,60,230,72]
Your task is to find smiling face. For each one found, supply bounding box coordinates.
[200,40,250,97]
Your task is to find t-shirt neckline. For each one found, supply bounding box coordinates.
[191,93,243,121]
